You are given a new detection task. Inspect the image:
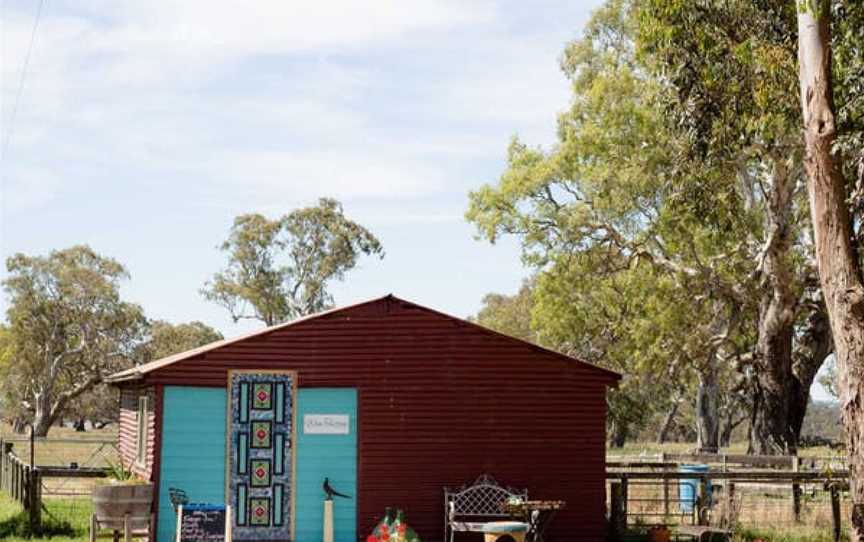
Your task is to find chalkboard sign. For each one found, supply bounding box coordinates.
[177,504,232,542]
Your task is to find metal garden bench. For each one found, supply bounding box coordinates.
[444,474,528,542]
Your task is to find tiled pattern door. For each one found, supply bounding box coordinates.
[228,370,296,541]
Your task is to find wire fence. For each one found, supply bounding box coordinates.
[607,468,849,541]
[0,435,117,533]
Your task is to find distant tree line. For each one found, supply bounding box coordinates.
[0,199,382,436]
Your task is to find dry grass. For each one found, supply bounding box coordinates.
[0,423,119,499]
[606,441,844,461]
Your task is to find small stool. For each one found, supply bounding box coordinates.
[481,521,529,542]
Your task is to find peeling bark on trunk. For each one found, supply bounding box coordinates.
[750,153,799,455]
[798,5,864,538]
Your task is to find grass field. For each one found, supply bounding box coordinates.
[0,493,90,541]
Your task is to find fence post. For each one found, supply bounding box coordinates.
[13,461,20,502]
[29,468,41,534]
[0,439,4,491]
[22,467,30,512]
[792,456,802,522]
[697,476,709,526]
[725,482,735,528]
[661,453,670,518]
[831,484,841,542]
[610,480,627,537]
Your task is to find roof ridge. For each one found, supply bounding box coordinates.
[106,294,620,383]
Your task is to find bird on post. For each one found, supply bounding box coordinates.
[323,478,351,500]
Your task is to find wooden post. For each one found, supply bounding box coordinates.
[123,514,131,542]
[323,500,334,542]
[831,485,841,542]
[725,482,735,528]
[610,481,627,536]
[29,468,41,533]
[792,456,802,522]
[176,505,183,542]
[697,476,709,526]
[13,462,19,502]
[622,478,629,527]
[661,453,670,518]
[225,506,232,542]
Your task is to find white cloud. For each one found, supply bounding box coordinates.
[1,0,578,219]
[50,1,497,60]
[204,148,446,201]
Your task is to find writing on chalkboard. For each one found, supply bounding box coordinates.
[177,504,231,542]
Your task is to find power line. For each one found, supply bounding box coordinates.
[2,0,46,161]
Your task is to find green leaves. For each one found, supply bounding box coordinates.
[2,245,148,434]
[202,198,384,326]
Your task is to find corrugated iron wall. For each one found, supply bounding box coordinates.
[127,297,612,541]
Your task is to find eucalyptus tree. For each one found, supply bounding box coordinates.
[138,320,224,361]
[203,198,384,326]
[466,0,757,450]
[2,246,147,436]
[62,319,226,431]
[796,0,864,536]
[637,0,837,454]
[472,279,537,343]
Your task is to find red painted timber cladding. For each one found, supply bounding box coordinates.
[118,385,157,481]
[129,298,612,541]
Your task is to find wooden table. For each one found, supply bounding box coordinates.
[501,500,565,542]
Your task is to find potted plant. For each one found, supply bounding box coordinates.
[91,460,154,530]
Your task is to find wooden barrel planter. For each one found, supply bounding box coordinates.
[91,482,154,529]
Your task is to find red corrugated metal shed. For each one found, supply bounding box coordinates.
[110,295,619,541]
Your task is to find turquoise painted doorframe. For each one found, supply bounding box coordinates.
[157,386,356,542]
[295,389,358,542]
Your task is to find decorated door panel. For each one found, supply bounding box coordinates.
[227,371,296,541]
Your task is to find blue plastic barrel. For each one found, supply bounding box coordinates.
[678,464,710,513]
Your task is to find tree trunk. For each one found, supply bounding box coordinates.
[750,319,796,454]
[609,420,629,448]
[73,418,87,432]
[658,400,681,444]
[696,367,720,453]
[721,412,746,448]
[791,302,834,440]
[797,5,864,538]
[11,417,27,434]
[32,393,58,437]
[749,151,799,455]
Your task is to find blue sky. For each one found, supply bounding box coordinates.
[0,0,835,401]
[1,0,601,332]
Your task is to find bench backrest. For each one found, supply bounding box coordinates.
[445,474,528,520]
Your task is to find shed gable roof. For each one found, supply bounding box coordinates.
[106,294,620,383]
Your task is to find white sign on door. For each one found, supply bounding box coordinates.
[303,414,350,435]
